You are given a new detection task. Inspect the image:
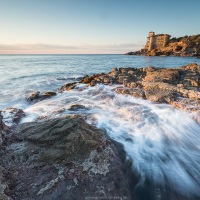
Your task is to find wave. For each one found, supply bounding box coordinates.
[23,84,200,198]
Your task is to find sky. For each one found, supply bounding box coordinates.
[0,0,200,54]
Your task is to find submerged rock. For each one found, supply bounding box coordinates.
[27,91,57,102]
[68,104,89,111]
[1,115,131,200]
[26,91,40,101]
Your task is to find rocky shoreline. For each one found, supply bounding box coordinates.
[0,63,200,200]
[125,49,200,58]
[125,34,200,58]
[75,63,199,123]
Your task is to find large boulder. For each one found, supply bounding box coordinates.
[1,115,131,200]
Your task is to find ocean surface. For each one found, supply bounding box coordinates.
[1,54,200,199]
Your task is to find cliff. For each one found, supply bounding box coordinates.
[126,34,200,57]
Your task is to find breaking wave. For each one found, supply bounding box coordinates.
[22,84,200,198]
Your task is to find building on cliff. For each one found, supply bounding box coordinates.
[144,31,171,51]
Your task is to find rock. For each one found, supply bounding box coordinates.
[1,116,131,199]
[0,113,5,147]
[27,91,57,102]
[27,91,40,101]
[0,113,11,199]
[81,74,104,84]
[41,91,57,98]
[89,80,96,87]
[68,104,88,111]
[81,76,94,84]
[59,82,77,92]
[145,90,176,103]
[1,108,25,126]
[114,87,146,99]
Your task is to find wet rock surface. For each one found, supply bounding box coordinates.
[0,115,131,200]
[59,82,78,92]
[59,63,199,118]
[1,108,25,127]
[27,91,57,102]
[68,104,89,111]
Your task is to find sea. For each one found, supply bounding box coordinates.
[1,54,200,199]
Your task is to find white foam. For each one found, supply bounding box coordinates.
[21,84,200,195]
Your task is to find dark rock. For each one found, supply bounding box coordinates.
[1,108,25,126]
[68,104,88,111]
[27,91,57,102]
[59,82,77,92]
[0,113,5,147]
[81,76,94,84]
[89,80,96,87]
[1,116,131,199]
[27,91,40,101]
[39,92,57,101]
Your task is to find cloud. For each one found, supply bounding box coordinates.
[0,43,77,51]
[0,42,143,54]
[82,43,143,50]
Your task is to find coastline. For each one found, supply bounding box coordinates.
[1,62,200,200]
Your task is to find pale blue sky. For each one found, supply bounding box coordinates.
[0,0,199,54]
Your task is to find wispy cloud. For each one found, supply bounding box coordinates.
[0,42,143,54]
[0,43,77,51]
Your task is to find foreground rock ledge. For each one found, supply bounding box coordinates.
[0,115,131,200]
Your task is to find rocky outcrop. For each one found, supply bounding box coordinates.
[126,34,200,57]
[0,115,131,200]
[27,91,57,102]
[60,63,199,121]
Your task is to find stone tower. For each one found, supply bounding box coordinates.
[144,32,171,51]
[148,31,155,51]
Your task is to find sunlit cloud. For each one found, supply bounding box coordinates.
[0,42,143,54]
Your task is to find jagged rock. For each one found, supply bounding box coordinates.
[27,91,57,102]
[1,108,25,126]
[114,87,146,99]
[144,90,176,103]
[27,91,40,101]
[89,80,96,86]
[59,82,77,92]
[41,91,57,99]
[0,113,5,147]
[0,113,11,199]
[1,116,131,200]
[61,63,200,118]
[68,104,89,111]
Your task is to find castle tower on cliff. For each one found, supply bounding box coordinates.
[145,31,171,51]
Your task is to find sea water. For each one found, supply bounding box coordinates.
[0,54,200,199]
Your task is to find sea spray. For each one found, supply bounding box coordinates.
[23,84,200,197]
